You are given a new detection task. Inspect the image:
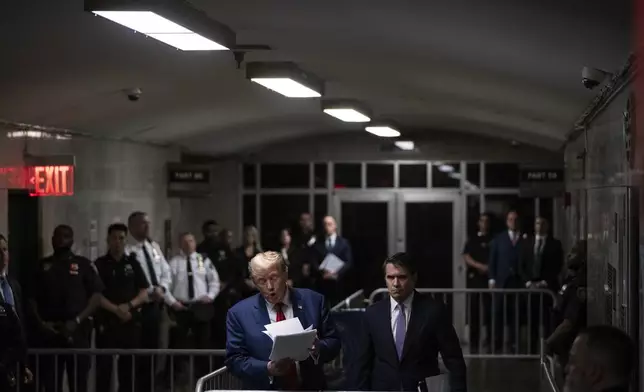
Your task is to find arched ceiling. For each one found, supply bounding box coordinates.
[0,0,631,154]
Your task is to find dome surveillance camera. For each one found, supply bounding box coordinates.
[581,67,611,90]
[124,87,142,101]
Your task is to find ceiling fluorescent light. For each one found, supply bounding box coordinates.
[86,0,235,51]
[394,141,415,151]
[365,125,400,138]
[322,100,371,123]
[247,62,324,98]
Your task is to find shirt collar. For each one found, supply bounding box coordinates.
[265,289,292,310]
[327,233,337,242]
[535,234,546,241]
[390,291,414,313]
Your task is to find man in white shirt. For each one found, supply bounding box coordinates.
[125,211,171,390]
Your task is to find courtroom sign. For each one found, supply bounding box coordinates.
[519,168,564,197]
[168,167,210,184]
[167,163,212,197]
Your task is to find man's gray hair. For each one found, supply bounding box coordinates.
[248,251,289,276]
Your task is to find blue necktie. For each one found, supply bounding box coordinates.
[1,277,14,307]
[394,303,406,359]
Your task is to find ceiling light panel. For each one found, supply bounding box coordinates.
[86,0,235,51]
[365,125,400,138]
[247,62,325,98]
[322,100,371,123]
[394,141,415,150]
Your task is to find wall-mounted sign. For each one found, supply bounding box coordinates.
[167,163,212,197]
[168,168,210,184]
[519,167,564,197]
[520,169,564,182]
[29,165,75,196]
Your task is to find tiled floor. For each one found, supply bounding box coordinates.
[466,358,545,392]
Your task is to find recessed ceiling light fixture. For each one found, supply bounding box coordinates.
[394,140,415,151]
[246,62,324,98]
[365,123,401,138]
[322,100,371,123]
[85,0,235,51]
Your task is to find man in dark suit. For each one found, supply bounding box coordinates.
[0,238,33,390]
[519,216,563,353]
[352,253,466,392]
[315,216,353,305]
[225,251,341,390]
[488,210,524,352]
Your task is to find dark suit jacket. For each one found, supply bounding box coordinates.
[0,278,27,371]
[489,232,523,287]
[519,236,563,291]
[352,292,467,392]
[314,236,353,279]
[225,288,341,390]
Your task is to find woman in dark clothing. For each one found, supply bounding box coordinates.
[233,226,262,298]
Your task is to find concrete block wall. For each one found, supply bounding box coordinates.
[0,133,182,258]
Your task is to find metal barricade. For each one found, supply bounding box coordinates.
[330,289,366,312]
[195,366,242,392]
[13,348,226,392]
[368,288,558,358]
[540,339,562,392]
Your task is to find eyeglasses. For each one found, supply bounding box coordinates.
[254,275,281,287]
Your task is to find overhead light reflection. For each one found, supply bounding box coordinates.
[438,164,454,173]
[6,131,71,140]
[394,141,415,151]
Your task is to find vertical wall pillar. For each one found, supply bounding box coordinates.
[0,189,7,236]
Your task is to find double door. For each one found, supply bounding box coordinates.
[332,191,465,295]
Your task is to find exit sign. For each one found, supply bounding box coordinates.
[28,165,75,196]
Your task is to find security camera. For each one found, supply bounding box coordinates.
[124,87,142,101]
[581,67,611,90]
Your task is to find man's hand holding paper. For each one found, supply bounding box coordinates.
[263,318,318,362]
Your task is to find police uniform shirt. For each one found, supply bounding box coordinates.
[95,253,149,307]
[125,239,171,294]
[462,232,492,277]
[31,251,104,322]
[165,252,221,305]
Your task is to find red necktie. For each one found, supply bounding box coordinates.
[274,303,299,389]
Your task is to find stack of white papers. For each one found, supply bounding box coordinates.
[263,318,318,361]
[319,253,345,274]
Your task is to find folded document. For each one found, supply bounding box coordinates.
[263,318,317,362]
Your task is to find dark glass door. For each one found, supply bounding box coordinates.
[8,189,40,285]
[340,201,390,297]
[404,201,454,289]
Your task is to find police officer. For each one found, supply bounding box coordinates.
[28,224,103,392]
[125,211,171,390]
[546,240,587,367]
[0,241,32,391]
[94,223,149,392]
[167,232,220,380]
[462,213,493,352]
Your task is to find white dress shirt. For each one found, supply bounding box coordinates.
[390,292,414,337]
[166,252,221,305]
[265,293,294,323]
[325,233,337,249]
[534,235,545,254]
[125,239,171,293]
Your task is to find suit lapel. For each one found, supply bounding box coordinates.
[253,294,271,327]
[289,289,308,327]
[378,298,400,365]
[401,293,422,361]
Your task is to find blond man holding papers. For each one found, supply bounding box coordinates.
[225,251,341,390]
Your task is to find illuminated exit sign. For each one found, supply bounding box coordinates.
[28,165,75,196]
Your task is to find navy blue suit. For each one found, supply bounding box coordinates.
[488,232,524,349]
[488,232,523,288]
[225,288,341,390]
[315,236,353,303]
